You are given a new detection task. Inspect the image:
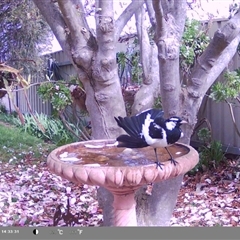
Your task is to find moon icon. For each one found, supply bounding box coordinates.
[33,229,39,235]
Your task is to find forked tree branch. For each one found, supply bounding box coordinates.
[57,0,90,47]
[181,11,240,143]
[96,0,115,53]
[152,0,164,33]
[152,0,186,117]
[135,6,151,84]
[115,0,144,40]
[33,0,70,54]
[145,0,156,30]
[188,11,240,99]
[172,0,188,34]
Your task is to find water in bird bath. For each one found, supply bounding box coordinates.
[57,141,189,167]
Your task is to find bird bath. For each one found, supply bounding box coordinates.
[47,139,199,226]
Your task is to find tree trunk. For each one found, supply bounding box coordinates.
[81,77,126,139]
[153,0,186,118]
[131,5,160,115]
[33,0,128,139]
[181,18,240,144]
[135,175,183,226]
[99,1,188,226]
[129,0,187,226]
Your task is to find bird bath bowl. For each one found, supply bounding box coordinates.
[47,139,199,226]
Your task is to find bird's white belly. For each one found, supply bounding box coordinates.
[145,135,169,148]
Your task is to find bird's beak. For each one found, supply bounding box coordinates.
[180,120,188,124]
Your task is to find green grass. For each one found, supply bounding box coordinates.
[0,123,56,163]
[0,111,19,125]
[0,112,81,146]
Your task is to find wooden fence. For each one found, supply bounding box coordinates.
[16,75,52,116]
[194,51,240,155]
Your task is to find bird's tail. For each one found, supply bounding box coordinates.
[114,116,141,139]
[116,134,149,148]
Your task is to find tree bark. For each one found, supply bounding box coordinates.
[131,4,160,114]
[115,0,144,41]
[153,0,186,118]
[33,0,145,139]
[181,12,240,144]
[129,0,187,226]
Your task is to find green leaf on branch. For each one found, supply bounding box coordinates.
[210,70,240,102]
[37,81,72,112]
[180,19,210,71]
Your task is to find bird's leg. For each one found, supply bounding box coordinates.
[154,148,164,170]
[165,147,178,166]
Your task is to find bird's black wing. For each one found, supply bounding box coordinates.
[116,134,149,148]
[114,109,164,138]
[114,116,140,138]
[115,109,164,149]
[149,122,164,139]
[115,115,149,148]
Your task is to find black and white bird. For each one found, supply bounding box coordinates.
[114,108,187,169]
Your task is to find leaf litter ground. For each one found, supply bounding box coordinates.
[0,149,239,226]
[171,158,240,226]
